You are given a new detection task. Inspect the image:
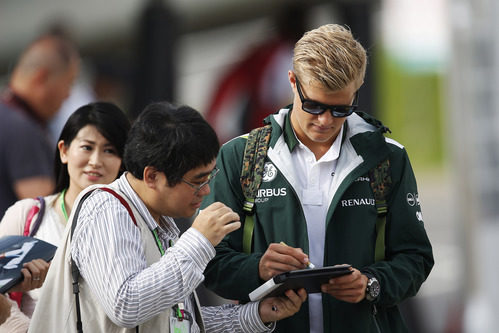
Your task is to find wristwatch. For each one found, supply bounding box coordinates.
[365,275,380,301]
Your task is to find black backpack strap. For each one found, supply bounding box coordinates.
[368,159,392,262]
[70,190,95,333]
[240,124,272,254]
[70,187,137,333]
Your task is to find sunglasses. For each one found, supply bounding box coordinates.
[295,77,358,117]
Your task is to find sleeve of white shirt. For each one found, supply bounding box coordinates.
[71,191,215,328]
[202,301,274,333]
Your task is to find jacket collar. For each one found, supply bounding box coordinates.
[283,109,299,151]
[267,107,392,167]
[267,106,356,153]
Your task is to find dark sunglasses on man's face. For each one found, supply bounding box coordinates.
[295,77,358,117]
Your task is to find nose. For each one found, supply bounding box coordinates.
[59,87,72,108]
[63,89,71,100]
[88,150,102,167]
[317,110,334,125]
[197,183,211,197]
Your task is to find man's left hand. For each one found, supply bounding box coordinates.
[320,267,367,303]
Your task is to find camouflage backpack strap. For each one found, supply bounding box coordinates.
[368,158,392,262]
[240,124,272,254]
[355,111,391,134]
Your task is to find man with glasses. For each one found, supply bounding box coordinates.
[201,24,433,332]
[29,102,306,332]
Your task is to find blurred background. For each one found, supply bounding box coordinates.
[0,0,495,332]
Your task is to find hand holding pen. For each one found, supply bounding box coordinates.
[279,242,316,269]
[258,241,316,281]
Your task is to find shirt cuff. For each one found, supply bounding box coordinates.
[174,228,215,271]
[239,301,274,332]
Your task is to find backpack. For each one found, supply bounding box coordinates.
[240,119,392,262]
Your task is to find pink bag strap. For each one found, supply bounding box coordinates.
[23,197,45,237]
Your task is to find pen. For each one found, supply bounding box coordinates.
[279,241,316,269]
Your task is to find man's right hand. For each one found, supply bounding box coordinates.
[259,243,310,281]
[191,202,241,246]
[8,259,50,293]
[258,288,307,324]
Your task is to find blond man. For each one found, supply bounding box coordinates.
[202,24,433,333]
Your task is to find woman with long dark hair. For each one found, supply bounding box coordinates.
[0,102,130,331]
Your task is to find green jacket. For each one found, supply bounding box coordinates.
[201,109,434,332]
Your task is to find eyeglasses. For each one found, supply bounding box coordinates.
[181,167,219,195]
[295,76,358,117]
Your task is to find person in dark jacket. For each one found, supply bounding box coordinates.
[201,24,434,333]
[0,33,80,218]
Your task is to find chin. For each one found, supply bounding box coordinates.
[185,208,198,218]
[310,134,334,143]
[169,209,196,219]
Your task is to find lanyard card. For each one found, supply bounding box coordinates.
[170,302,192,333]
[170,316,190,333]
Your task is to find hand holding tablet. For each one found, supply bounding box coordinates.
[249,264,353,301]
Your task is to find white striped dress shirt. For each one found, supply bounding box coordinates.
[71,173,272,332]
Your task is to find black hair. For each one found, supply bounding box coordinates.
[53,102,131,193]
[124,102,220,186]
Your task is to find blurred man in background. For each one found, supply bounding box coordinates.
[0,33,80,218]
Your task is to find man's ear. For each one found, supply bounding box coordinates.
[143,166,159,189]
[32,67,51,86]
[288,70,296,88]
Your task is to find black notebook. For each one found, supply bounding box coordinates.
[0,235,57,293]
[249,264,353,301]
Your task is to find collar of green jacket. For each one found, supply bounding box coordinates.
[264,107,392,166]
